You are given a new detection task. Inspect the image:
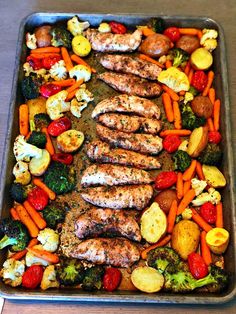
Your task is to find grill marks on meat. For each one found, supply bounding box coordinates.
[75,207,141,242]
[99,54,162,80]
[81,184,153,210]
[98,72,162,98]
[69,237,140,267]
[84,29,142,52]
[92,94,161,119]
[86,140,161,169]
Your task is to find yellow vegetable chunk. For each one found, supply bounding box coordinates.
[29,149,50,176]
[190,48,213,70]
[202,165,226,188]
[157,67,190,92]
[72,35,91,57]
[131,266,164,293]
[206,228,229,254]
[56,130,84,153]
[187,126,208,157]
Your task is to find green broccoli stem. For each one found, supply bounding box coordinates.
[0,235,17,250]
[192,274,217,289]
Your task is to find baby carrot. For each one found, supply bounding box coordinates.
[19,104,29,137]
[173,101,182,130]
[207,118,215,132]
[162,85,179,101]
[31,47,61,54]
[160,129,191,137]
[182,159,197,181]
[183,180,191,195]
[179,28,200,36]
[191,208,213,232]
[42,127,55,155]
[51,78,76,87]
[202,71,214,96]
[141,27,156,37]
[66,88,79,101]
[184,61,191,75]
[213,99,221,131]
[66,79,83,94]
[167,200,178,233]
[176,173,184,200]
[177,189,196,215]
[216,202,224,228]
[165,60,172,68]
[196,161,205,180]
[188,68,194,85]
[30,53,60,59]
[10,207,20,221]
[61,47,73,72]
[11,238,38,261]
[32,178,56,201]
[162,92,174,122]
[141,235,172,260]
[139,54,164,68]
[70,54,96,73]
[15,204,39,238]
[27,247,59,264]
[23,200,47,230]
[200,231,212,266]
[208,87,215,105]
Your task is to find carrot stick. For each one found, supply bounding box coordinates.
[32,178,56,201]
[11,238,38,261]
[19,104,29,137]
[42,127,55,155]
[162,85,179,101]
[66,88,79,101]
[216,202,224,228]
[207,117,215,131]
[177,189,196,215]
[141,235,172,259]
[200,231,212,266]
[15,204,39,238]
[10,208,20,221]
[165,60,172,68]
[202,71,214,96]
[183,180,191,195]
[141,27,156,37]
[184,61,191,75]
[183,159,197,181]
[191,208,213,232]
[162,92,174,123]
[160,129,191,137]
[178,90,186,96]
[30,53,61,59]
[51,78,76,87]
[70,54,96,73]
[139,54,164,68]
[177,173,184,200]
[167,200,178,233]
[213,99,221,131]
[196,161,205,180]
[66,79,83,94]
[197,30,203,40]
[31,47,61,54]
[208,87,215,105]
[173,101,182,130]
[23,200,47,230]
[27,247,59,264]
[61,47,73,72]
[179,28,200,36]
[188,68,194,84]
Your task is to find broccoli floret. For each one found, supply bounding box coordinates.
[34,113,51,130]
[27,131,47,148]
[9,183,27,203]
[21,73,42,100]
[170,48,189,67]
[42,203,66,229]
[0,218,29,251]
[180,102,206,130]
[147,17,165,33]
[82,265,104,291]
[56,257,84,286]
[43,161,76,195]
[51,27,72,49]
[147,247,180,274]
[188,86,200,96]
[198,143,223,166]
[172,150,192,172]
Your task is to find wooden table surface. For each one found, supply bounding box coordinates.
[0,0,235,313]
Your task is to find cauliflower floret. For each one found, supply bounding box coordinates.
[46,90,70,120]
[69,65,91,82]
[158,55,167,65]
[200,29,218,52]
[192,187,221,206]
[25,245,50,267]
[26,32,37,50]
[182,208,192,220]
[184,91,194,104]
[0,258,25,287]
[67,16,90,36]
[37,228,59,252]
[203,39,218,52]
[49,60,67,81]
[40,265,59,290]
[191,178,207,196]
[98,22,111,33]
[23,62,49,81]
[13,135,43,162]
[75,84,94,102]
[13,161,31,185]
[70,85,94,118]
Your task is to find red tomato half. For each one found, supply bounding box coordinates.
[163,135,182,153]
[155,171,177,190]
[163,27,180,42]
[188,252,208,279]
[103,267,122,292]
[22,265,44,289]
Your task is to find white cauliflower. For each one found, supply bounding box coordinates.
[182,208,192,220]
[37,228,59,252]
[49,60,67,81]
[98,22,111,33]
[69,64,91,82]
[67,16,90,36]
[25,245,50,267]
[158,55,167,65]
[40,265,59,290]
[46,90,70,120]
[200,29,218,52]
[13,135,43,162]
[75,84,94,102]
[191,178,207,196]
[184,91,194,104]
[0,258,25,287]
[26,32,37,50]
[23,62,49,81]
[70,85,94,118]
[13,161,31,185]
[70,98,88,118]
[192,187,221,206]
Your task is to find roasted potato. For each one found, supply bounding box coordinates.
[131,266,164,293]
[191,96,213,118]
[27,97,47,121]
[187,126,208,157]
[57,130,84,153]
[190,48,213,70]
[139,33,171,58]
[35,25,52,47]
[176,35,200,54]
[72,35,91,57]
[206,228,229,254]
[202,165,226,188]
[29,149,50,176]
[154,189,178,214]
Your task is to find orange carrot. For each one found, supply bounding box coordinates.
[188,68,194,85]
[178,90,186,96]
[177,173,184,200]
[27,247,59,264]
[30,53,61,59]
[11,238,38,261]
[66,88,79,101]
[191,208,213,232]
[15,204,39,238]
[162,92,174,122]
[139,54,164,68]
[70,54,96,73]
[141,235,172,259]
[173,101,182,130]
[179,28,200,36]
[177,189,196,215]
[183,180,191,195]
[66,79,83,94]
[167,200,178,233]
[184,61,191,75]
[208,87,215,105]
[183,159,197,181]
[216,202,224,228]
[160,129,191,137]
[196,161,205,180]
[165,60,172,68]
[61,47,73,72]
[207,117,215,131]
[141,27,156,37]
[42,127,55,155]
[10,207,20,221]
[23,200,47,230]
[202,71,214,96]
[162,85,179,101]
[213,99,221,131]
[19,104,29,137]
[200,231,212,266]
[197,30,203,40]
[51,78,76,87]
[31,47,61,54]
[32,178,56,201]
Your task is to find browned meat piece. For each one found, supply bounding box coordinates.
[98,72,162,98]
[99,54,162,80]
[96,124,163,154]
[86,140,161,169]
[81,164,153,187]
[98,113,162,134]
[91,94,161,119]
[75,207,141,241]
[69,237,140,267]
[81,184,153,210]
[84,29,142,52]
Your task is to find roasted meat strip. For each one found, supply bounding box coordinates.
[75,207,141,241]
[86,140,161,169]
[81,184,153,210]
[98,113,162,134]
[92,94,161,119]
[69,237,140,267]
[100,54,162,80]
[84,29,142,52]
[98,72,162,98]
[96,124,163,154]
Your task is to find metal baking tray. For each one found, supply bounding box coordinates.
[0,12,235,304]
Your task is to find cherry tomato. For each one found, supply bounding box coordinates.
[163,135,182,153]
[47,117,72,137]
[22,265,44,289]
[208,131,222,144]
[188,252,208,279]
[39,83,62,98]
[42,55,61,70]
[26,56,43,70]
[27,187,49,211]
[52,153,73,165]
[109,21,127,34]
[155,171,177,190]
[200,202,217,224]
[103,267,122,292]
[191,70,208,92]
[163,27,180,42]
